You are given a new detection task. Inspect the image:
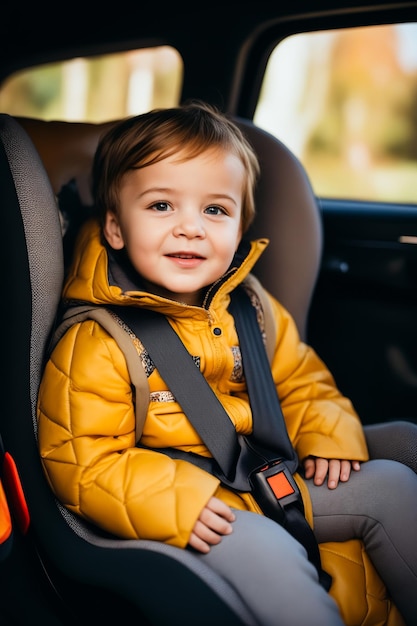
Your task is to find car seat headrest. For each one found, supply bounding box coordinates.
[16,114,322,340]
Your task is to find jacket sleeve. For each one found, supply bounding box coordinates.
[37,320,220,545]
[267,295,369,463]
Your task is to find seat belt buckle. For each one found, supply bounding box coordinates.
[249,460,303,525]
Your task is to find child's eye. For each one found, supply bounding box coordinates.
[204,205,226,216]
[151,202,171,212]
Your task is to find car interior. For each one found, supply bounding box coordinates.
[1,1,417,624]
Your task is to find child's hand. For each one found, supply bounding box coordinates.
[188,496,236,553]
[303,456,361,489]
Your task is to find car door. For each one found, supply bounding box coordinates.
[245,17,417,426]
[309,198,417,425]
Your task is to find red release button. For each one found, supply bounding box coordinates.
[266,471,295,499]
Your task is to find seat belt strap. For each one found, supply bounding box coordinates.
[231,287,331,590]
[229,286,297,468]
[109,291,331,590]
[107,305,241,480]
[53,304,150,442]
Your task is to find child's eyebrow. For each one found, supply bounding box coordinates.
[137,187,174,199]
[205,194,239,206]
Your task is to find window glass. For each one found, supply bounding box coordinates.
[0,46,183,122]
[254,24,417,204]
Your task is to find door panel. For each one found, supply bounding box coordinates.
[308,199,417,426]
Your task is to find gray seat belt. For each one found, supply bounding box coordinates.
[108,286,331,590]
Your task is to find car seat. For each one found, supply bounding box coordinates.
[0,112,412,626]
[0,113,260,626]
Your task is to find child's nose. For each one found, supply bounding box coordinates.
[173,211,205,238]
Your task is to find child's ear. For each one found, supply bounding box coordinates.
[103,212,125,250]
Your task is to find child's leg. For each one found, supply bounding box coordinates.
[196,509,344,626]
[307,458,417,625]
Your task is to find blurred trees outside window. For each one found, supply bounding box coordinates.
[0,46,182,122]
[254,23,417,204]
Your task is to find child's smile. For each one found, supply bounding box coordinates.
[165,251,206,269]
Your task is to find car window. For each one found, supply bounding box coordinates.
[254,23,417,204]
[0,46,183,122]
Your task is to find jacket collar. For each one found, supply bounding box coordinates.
[64,218,269,312]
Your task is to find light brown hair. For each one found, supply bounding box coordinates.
[92,100,260,234]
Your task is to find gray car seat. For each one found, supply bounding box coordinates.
[0,113,260,626]
[0,112,416,626]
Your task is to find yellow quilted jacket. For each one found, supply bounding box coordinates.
[37,219,402,625]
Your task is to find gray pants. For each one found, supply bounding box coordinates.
[308,457,417,626]
[200,509,343,626]
[196,422,417,626]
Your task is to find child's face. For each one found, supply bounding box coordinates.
[103,147,244,305]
